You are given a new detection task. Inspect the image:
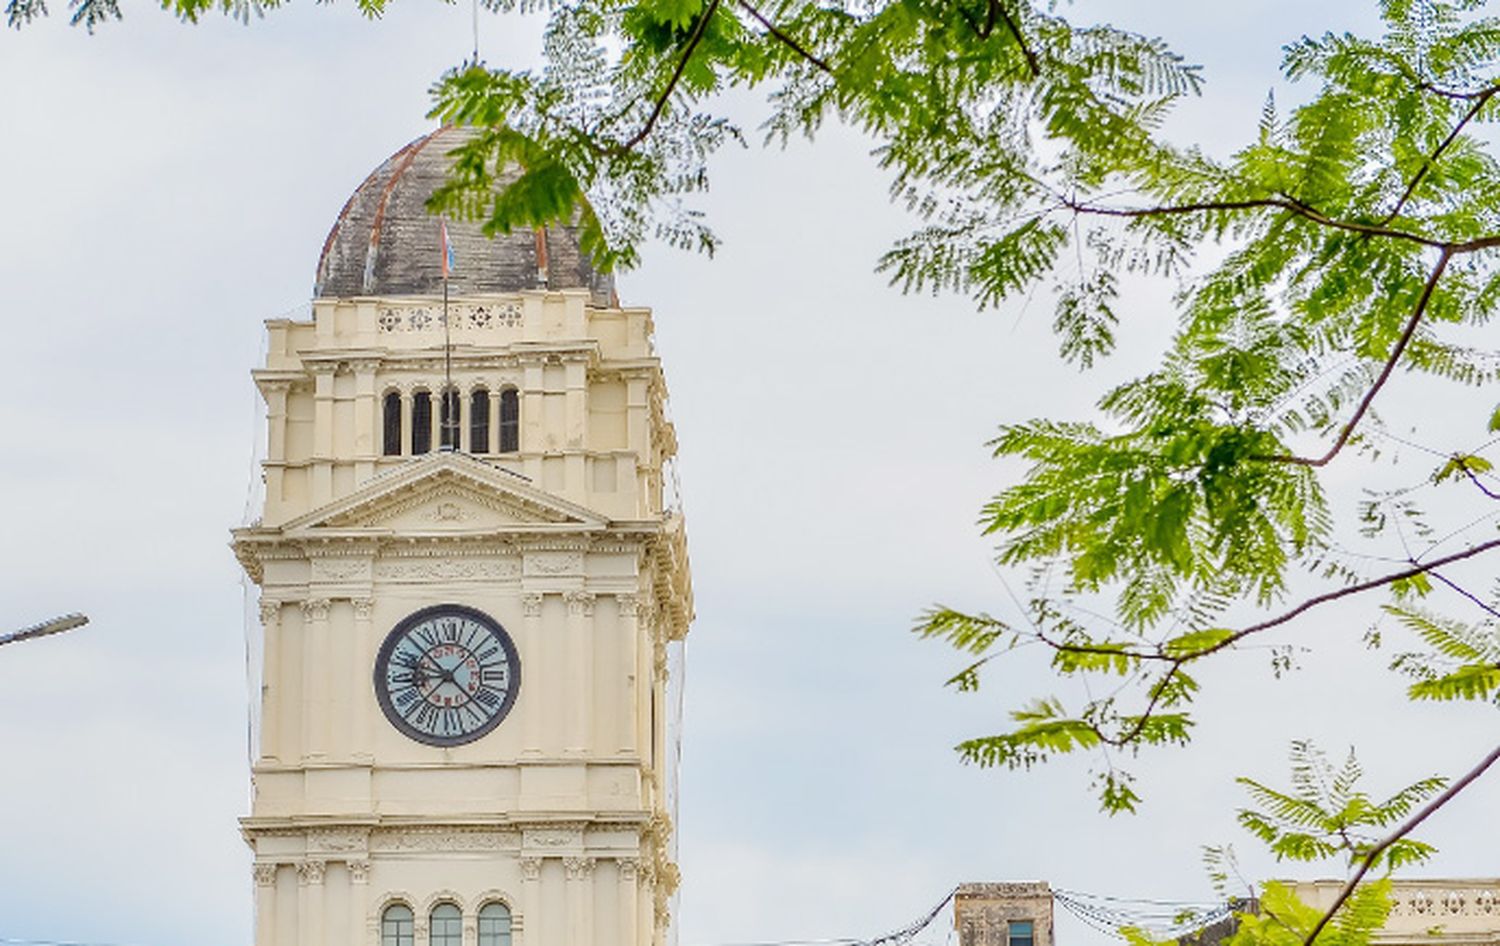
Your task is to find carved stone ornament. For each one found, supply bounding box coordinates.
[312,558,368,581]
[618,858,640,882]
[308,827,369,854]
[526,551,584,576]
[297,860,327,885]
[301,599,332,621]
[348,860,370,884]
[1478,889,1496,914]
[374,827,519,852]
[524,824,584,848]
[375,559,521,582]
[352,598,375,620]
[521,592,544,617]
[563,857,596,880]
[565,591,596,617]
[254,863,279,887]
[520,857,542,881]
[258,600,281,626]
[616,594,640,617]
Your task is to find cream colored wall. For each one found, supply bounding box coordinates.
[255,290,671,528]
[237,288,690,946]
[1292,880,1500,945]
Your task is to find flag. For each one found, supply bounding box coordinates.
[440,220,456,278]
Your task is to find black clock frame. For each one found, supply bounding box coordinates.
[373,603,522,748]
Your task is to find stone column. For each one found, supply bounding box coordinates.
[351,598,375,761]
[614,595,638,755]
[564,592,595,754]
[254,863,279,946]
[489,388,502,454]
[352,360,378,485]
[264,380,292,504]
[401,389,413,457]
[302,599,331,760]
[522,362,545,455]
[521,593,544,756]
[311,364,337,507]
[297,860,326,946]
[259,599,283,762]
[349,860,370,946]
[618,859,640,946]
[521,857,543,946]
[565,857,595,946]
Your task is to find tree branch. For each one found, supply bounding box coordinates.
[1301,741,1500,946]
[1456,458,1500,500]
[617,0,723,153]
[736,0,832,73]
[990,0,1038,78]
[1383,88,1499,225]
[1034,535,1500,666]
[1424,568,1500,622]
[1062,195,1447,249]
[1251,248,1452,467]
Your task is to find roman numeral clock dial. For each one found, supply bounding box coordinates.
[374,604,521,747]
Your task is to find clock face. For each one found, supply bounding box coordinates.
[373,604,521,747]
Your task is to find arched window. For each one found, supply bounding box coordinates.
[411,390,432,455]
[382,391,402,456]
[478,902,513,946]
[499,388,520,453]
[470,387,491,454]
[440,387,461,451]
[381,904,414,946]
[429,903,462,946]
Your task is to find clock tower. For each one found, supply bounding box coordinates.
[232,127,693,946]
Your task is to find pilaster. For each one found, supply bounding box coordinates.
[301,598,331,760]
[254,863,279,946]
[297,860,326,946]
[311,364,337,507]
[259,599,283,763]
[564,591,595,754]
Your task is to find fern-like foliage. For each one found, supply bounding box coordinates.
[1235,741,1446,871]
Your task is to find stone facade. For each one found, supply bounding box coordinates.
[955,883,1054,946]
[1293,879,1500,946]
[233,275,692,946]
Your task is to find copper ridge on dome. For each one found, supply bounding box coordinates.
[312,127,614,303]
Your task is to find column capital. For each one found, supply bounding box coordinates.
[297,860,327,885]
[348,860,371,884]
[520,856,542,881]
[301,598,332,621]
[521,592,544,617]
[565,591,596,617]
[258,599,282,626]
[563,856,596,880]
[254,862,279,887]
[351,598,375,620]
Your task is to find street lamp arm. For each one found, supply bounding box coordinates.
[0,613,89,648]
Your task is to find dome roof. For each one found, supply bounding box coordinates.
[314,126,615,304]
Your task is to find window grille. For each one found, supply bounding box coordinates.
[440,387,461,451]
[430,903,462,946]
[470,388,491,454]
[478,902,513,946]
[382,391,402,456]
[412,391,432,455]
[499,388,519,453]
[380,905,414,946]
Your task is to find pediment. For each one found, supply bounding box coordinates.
[280,453,608,534]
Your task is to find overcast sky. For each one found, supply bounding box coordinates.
[2,3,1498,946]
